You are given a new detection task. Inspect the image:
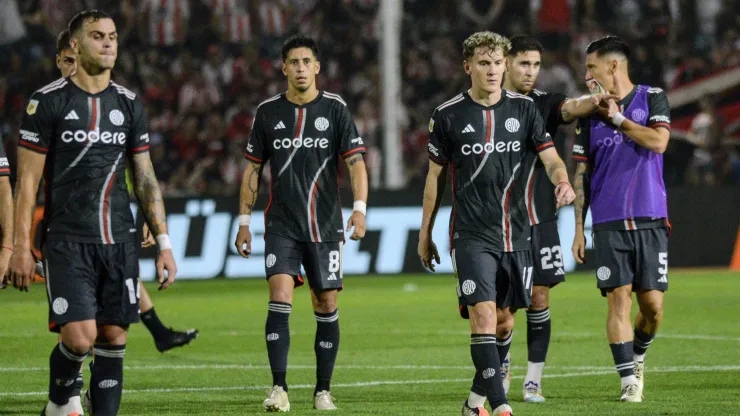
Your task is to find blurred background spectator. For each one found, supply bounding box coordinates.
[0,0,738,196]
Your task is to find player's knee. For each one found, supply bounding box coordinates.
[63,337,95,354]
[312,291,338,313]
[470,303,496,332]
[530,287,549,310]
[495,310,515,337]
[96,325,129,345]
[643,303,664,324]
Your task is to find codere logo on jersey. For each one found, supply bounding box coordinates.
[61,129,127,145]
[273,137,329,150]
[461,140,521,155]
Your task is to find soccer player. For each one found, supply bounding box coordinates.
[571,36,671,403]
[234,34,368,412]
[417,32,575,416]
[8,10,178,416]
[498,35,618,402]
[55,28,199,354]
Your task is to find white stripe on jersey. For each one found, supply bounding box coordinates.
[323,92,347,106]
[501,162,522,251]
[435,94,464,111]
[278,107,306,177]
[525,161,539,225]
[532,89,546,96]
[57,98,100,181]
[38,78,67,94]
[469,109,495,184]
[256,94,281,110]
[505,91,534,102]
[307,156,331,243]
[99,152,123,244]
[111,82,136,100]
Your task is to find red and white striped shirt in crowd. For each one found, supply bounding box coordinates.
[257,2,287,36]
[140,0,191,46]
[207,0,252,43]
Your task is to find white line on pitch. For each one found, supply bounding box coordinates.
[2,366,739,397]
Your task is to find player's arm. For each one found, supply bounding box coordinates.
[418,112,449,272]
[0,163,13,288]
[129,99,177,289]
[234,159,262,258]
[337,102,368,241]
[607,89,671,153]
[559,93,619,122]
[9,149,45,290]
[528,104,574,208]
[344,154,368,241]
[572,119,591,264]
[235,109,269,258]
[419,160,447,272]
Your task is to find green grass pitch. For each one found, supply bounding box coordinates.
[1,270,739,415]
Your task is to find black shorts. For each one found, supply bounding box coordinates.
[43,241,141,333]
[264,234,344,292]
[531,220,566,287]
[452,240,533,319]
[593,228,669,296]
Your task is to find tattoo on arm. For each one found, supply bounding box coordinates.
[545,159,567,182]
[132,154,168,237]
[573,163,590,226]
[240,160,262,215]
[346,154,362,167]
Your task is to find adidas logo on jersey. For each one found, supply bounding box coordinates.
[462,124,475,133]
[555,268,565,276]
[274,121,286,130]
[65,110,80,120]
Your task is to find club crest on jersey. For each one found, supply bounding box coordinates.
[505,118,520,133]
[315,117,330,131]
[631,109,646,123]
[109,109,124,126]
[26,99,39,115]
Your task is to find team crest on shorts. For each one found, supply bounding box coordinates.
[597,266,611,281]
[266,254,277,268]
[461,280,476,295]
[52,297,69,315]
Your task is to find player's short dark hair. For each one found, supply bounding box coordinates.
[57,30,72,53]
[68,10,113,36]
[586,36,630,60]
[281,35,319,62]
[508,35,543,57]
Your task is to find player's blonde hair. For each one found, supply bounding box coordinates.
[462,32,511,60]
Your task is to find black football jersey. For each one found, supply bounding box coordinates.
[526,89,570,224]
[19,78,151,244]
[428,90,554,252]
[245,91,366,243]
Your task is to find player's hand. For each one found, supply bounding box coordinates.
[590,93,620,109]
[418,234,441,272]
[346,211,366,241]
[234,226,252,258]
[7,249,35,292]
[0,248,12,289]
[597,99,620,119]
[572,230,587,264]
[155,249,177,290]
[141,223,156,248]
[554,182,575,208]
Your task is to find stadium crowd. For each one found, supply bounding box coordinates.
[0,0,738,195]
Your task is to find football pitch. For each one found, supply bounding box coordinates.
[2,270,739,415]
